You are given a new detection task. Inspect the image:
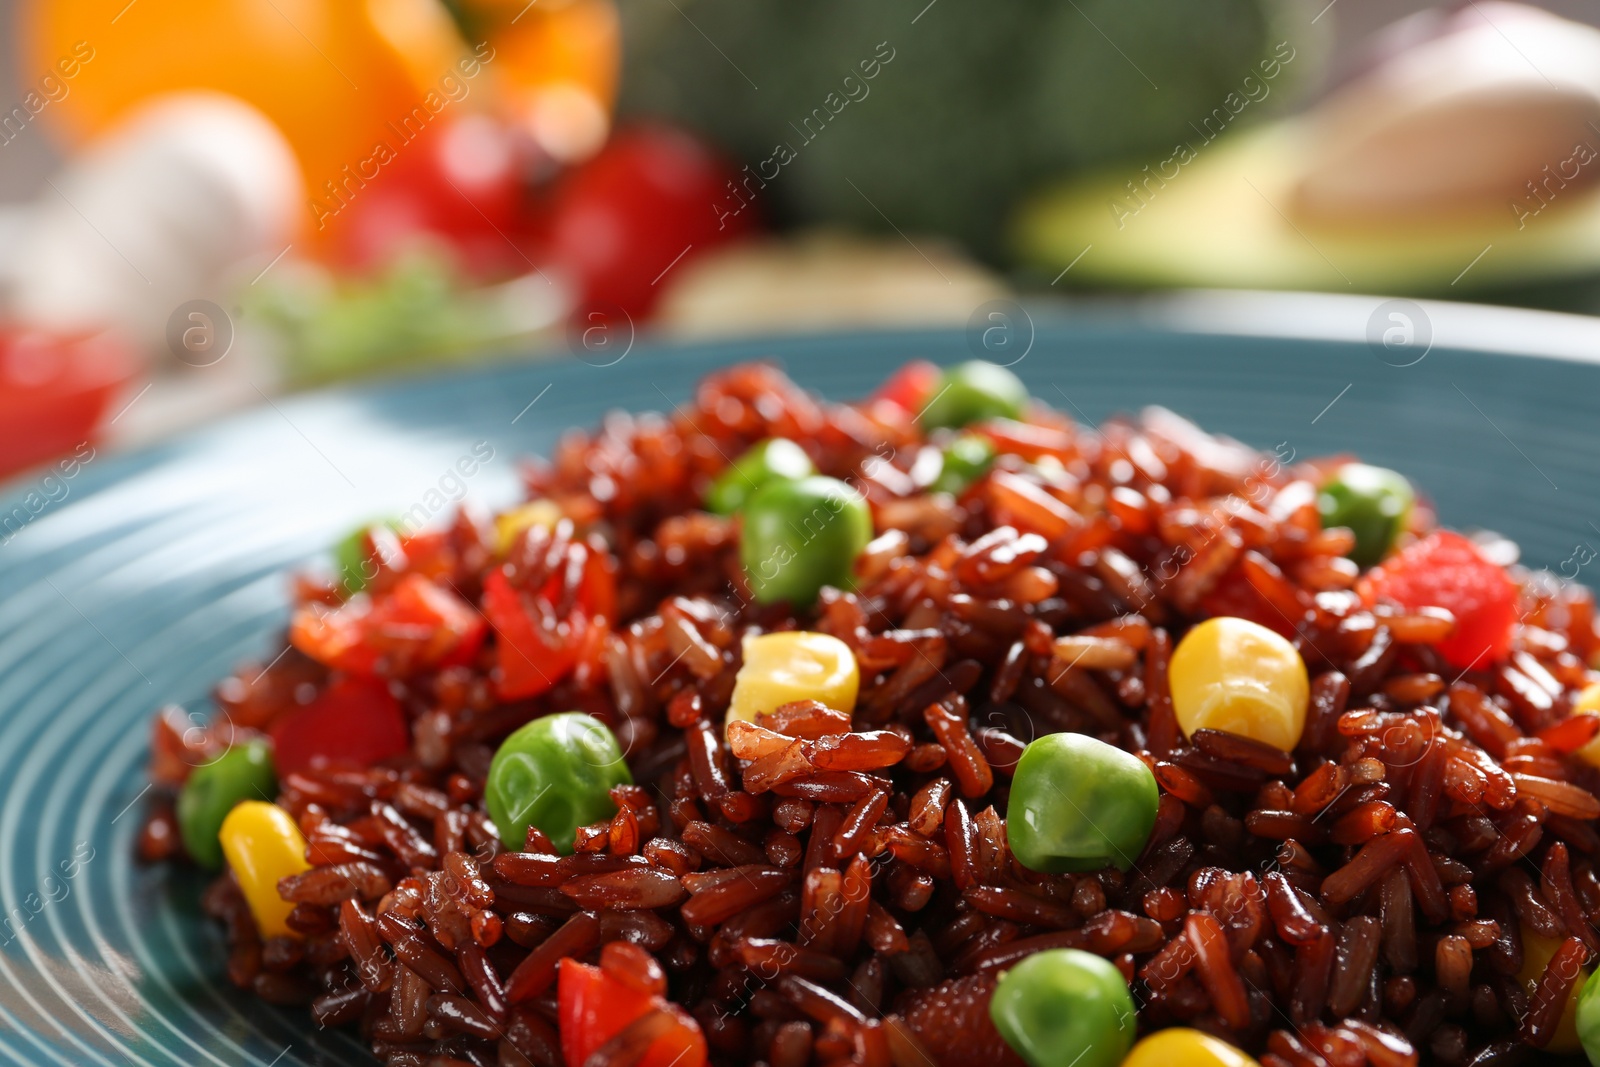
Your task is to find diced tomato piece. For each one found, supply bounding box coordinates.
[269,675,408,774]
[483,568,584,700]
[289,574,486,675]
[558,959,706,1067]
[1358,530,1518,669]
[871,360,942,417]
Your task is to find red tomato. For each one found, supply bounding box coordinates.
[558,960,706,1067]
[0,327,137,479]
[1358,530,1519,669]
[546,125,752,318]
[328,114,526,279]
[269,675,409,774]
[871,360,942,418]
[290,574,486,675]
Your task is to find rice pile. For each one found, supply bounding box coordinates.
[141,363,1600,1067]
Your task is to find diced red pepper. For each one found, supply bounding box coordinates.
[269,675,409,774]
[1358,530,1518,670]
[395,529,453,581]
[386,574,488,667]
[290,600,379,675]
[484,568,583,700]
[558,959,706,1067]
[870,360,942,418]
[484,537,616,701]
[290,574,486,676]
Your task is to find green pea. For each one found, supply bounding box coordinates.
[739,475,873,607]
[1006,732,1158,873]
[918,360,1028,430]
[1318,463,1414,568]
[931,433,996,495]
[177,738,277,870]
[332,517,401,595]
[1578,966,1600,1065]
[485,712,632,853]
[989,948,1136,1067]
[706,438,816,516]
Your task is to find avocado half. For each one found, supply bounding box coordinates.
[1012,119,1600,295]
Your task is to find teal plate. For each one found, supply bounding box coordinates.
[3,293,1600,1066]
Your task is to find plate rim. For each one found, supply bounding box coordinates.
[7,287,1600,513]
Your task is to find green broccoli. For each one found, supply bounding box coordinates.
[616,0,1321,257]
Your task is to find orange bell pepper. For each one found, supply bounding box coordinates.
[22,0,470,239]
[482,0,619,161]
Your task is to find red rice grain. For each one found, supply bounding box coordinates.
[147,363,1600,1067]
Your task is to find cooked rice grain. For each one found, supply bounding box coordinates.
[158,363,1600,1067]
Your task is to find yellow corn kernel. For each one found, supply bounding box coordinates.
[1170,616,1309,752]
[727,631,859,732]
[1519,926,1589,1053]
[494,500,563,555]
[1122,1029,1259,1067]
[219,801,311,940]
[1573,682,1600,767]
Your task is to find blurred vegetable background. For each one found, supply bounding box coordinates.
[3,0,1600,480]
[617,0,1312,257]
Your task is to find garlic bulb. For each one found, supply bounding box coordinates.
[8,92,302,350]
